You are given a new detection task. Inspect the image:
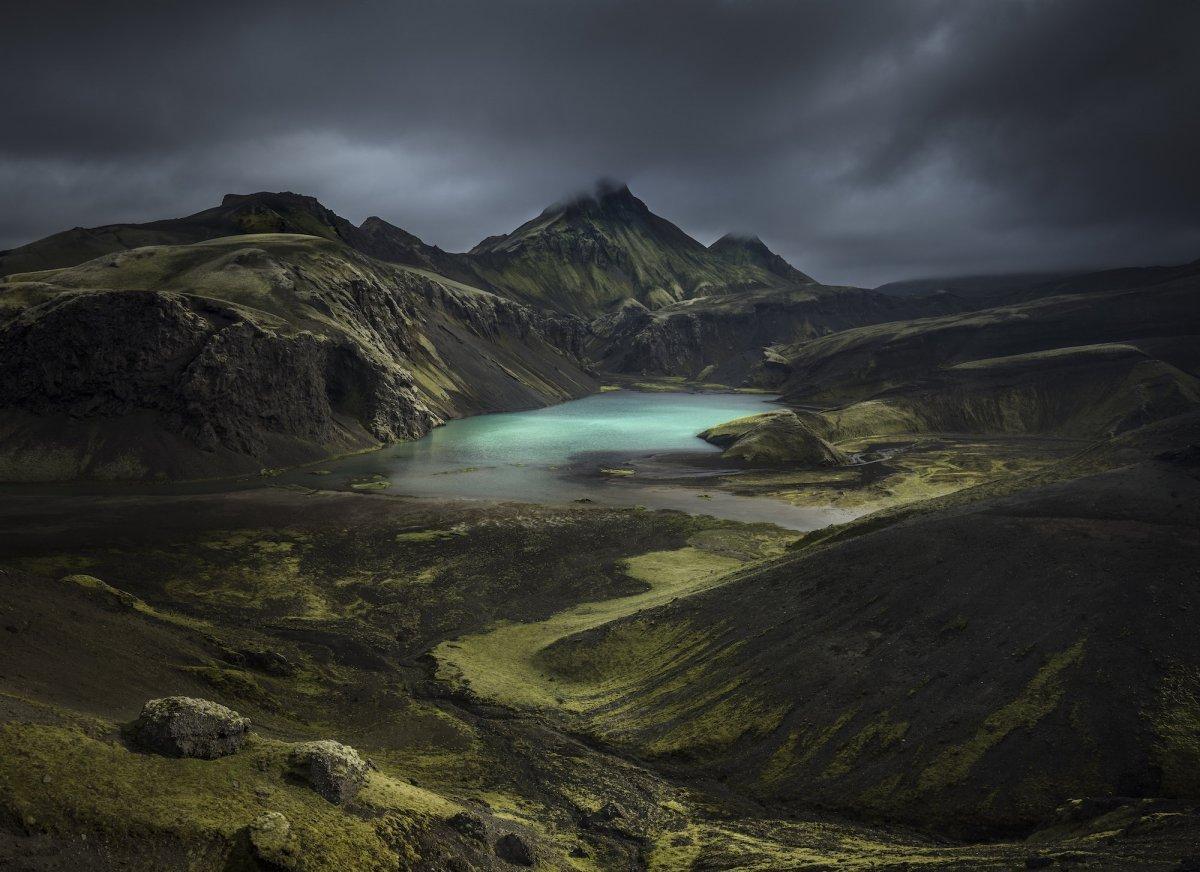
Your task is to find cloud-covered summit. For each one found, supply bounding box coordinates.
[2,0,1197,286]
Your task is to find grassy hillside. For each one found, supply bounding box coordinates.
[801,344,1200,441]
[699,409,850,466]
[0,234,596,480]
[589,284,963,383]
[530,446,1200,835]
[766,274,1200,406]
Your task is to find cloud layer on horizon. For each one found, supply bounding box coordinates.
[2,0,1197,286]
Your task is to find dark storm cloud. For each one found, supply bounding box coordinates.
[2,0,1197,286]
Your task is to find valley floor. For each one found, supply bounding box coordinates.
[1,438,1198,870]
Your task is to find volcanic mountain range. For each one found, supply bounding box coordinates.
[3,182,1198,482]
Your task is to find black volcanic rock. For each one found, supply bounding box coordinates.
[588,284,963,383]
[541,452,1200,834]
[129,697,250,759]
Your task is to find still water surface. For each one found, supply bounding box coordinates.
[291,391,859,531]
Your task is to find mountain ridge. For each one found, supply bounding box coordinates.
[1,185,819,320]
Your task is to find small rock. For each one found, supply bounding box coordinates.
[41,774,51,784]
[242,649,298,677]
[288,740,367,804]
[248,811,294,864]
[128,697,250,759]
[494,832,535,867]
[1055,796,1131,823]
[580,800,636,835]
[448,810,487,841]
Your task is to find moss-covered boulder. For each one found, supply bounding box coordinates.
[448,810,487,841]
[494,832,535,866]
[699,409,849,466]
[247,811,297,866]
[288,740,368,804]
[129,696,250,759]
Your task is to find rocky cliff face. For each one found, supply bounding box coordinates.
[589,286,963,384]
[0,235,595,481]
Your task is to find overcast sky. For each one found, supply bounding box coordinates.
[2,0,1197,287]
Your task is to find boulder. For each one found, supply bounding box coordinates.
[288,739,368,804]
[129,696,249,759]
[220,646,297,677]
[494,832,535,866]
[579,800,641,839]
[247,811,295,866]
[448,810,487,841]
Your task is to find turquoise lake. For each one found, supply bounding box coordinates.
[295,391,860,531]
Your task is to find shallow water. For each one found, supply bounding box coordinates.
[288,391,860,531]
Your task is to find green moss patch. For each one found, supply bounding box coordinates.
[0,722,457,871]
[917,639,1086,794]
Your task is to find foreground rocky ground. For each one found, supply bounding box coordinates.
[1,444,1198,869]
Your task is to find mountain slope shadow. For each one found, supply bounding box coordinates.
[534,448,1200,837]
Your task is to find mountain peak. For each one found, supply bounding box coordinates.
[713,232,767,251]
[549,179,646,218]
[359,215,422,244]
[709,232,813,283]
[220,191,327,211]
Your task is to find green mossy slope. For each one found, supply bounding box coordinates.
[699,410,850,466]
[534,453,1200,835]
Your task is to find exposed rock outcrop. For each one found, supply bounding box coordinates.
[246,811,296,867]
[447,811,487,841]
[0,234,597,480]
[699,409,849,466]
[493,832,535,866]
[288,740,368,804]
[128,697,250,759]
